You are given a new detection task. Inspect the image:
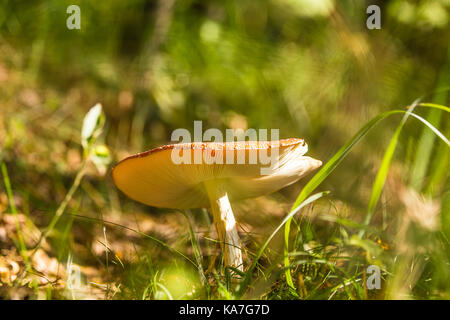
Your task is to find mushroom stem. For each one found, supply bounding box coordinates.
[204,181,243,271]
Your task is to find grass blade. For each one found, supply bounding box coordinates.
[407,113,449,146]
[284,109,404,288]
[418,103,450,113]
[360,106,449,237]
[1,163,30,270]
[358,104,417,237]
[69,213,197,267]
[411,50,450,191]
[182,211,209,294]
[235,191,328,298]
[284,102,450,289]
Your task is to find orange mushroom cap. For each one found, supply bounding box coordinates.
[112,138,322,209]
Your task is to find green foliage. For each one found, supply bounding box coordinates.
[81,103,105,150]
[0,0,448,300]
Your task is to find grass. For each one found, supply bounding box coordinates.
[284,101,450,291]
[2,100,447,300]
[0,0,449,300]
[1,163,30,271]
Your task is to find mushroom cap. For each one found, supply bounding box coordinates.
[112,138,322,209]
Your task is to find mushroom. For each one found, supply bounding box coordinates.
[112,138,321,272]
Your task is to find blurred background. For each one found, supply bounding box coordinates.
[0,0,449,299]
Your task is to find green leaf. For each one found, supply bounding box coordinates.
[91,144,112,175]
[81,103,105,149]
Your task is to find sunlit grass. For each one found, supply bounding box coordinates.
[2,101,447,300]
[0,0,449,301]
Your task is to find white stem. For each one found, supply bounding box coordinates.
[205,181,243,271]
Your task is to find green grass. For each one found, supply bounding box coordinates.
[29,101,450,299]
[283,101,450,291]
[0,0,449,300]
[1,163,30,271]
[1,101,449,300]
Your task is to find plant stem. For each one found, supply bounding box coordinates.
[30,159,88,260]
